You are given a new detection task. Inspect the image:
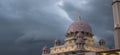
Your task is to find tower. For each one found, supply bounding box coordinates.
[42,46,50,55]
[54,39,61,46]
[112,0,120,49]
[99,39,106,46]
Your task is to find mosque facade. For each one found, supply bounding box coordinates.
[41,0,120,55]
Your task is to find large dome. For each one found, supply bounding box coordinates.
[67,20,92,33]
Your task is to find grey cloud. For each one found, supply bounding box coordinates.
[0,0,72,55]
[0,0,114,55]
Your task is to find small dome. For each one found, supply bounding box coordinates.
[55,39,60,43]
[67,20,92,33]
[43,46,48,50]
[99,39,105,43]
[99,39,106,46]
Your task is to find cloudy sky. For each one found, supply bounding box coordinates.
[0,0,114,55]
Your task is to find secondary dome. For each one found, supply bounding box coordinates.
[67,19,92,33]
[43,46,48,50]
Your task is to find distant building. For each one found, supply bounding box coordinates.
[41,0,120,55]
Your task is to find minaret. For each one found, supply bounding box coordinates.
[112,0,120,49]
[54,39,61,46]
[78,11,81,20]
[42,46,49,55]
[99,39,106,46]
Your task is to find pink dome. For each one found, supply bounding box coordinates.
[67,20,92,33]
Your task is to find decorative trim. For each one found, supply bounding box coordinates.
[112,1,120,5]
[114,27,120,30]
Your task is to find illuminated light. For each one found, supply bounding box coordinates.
[117,52,120,54]
[110,54,116,55]
[101,53,107,55]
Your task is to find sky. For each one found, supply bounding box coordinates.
[0,0,114,55]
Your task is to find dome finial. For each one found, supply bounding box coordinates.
[78,11,81,20]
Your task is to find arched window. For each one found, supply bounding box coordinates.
[86,32,89,36]
[75,31,79,35]
[71,32,73,36]
[81,31,84,35]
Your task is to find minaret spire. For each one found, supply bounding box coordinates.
[78,15,81,20]
[78,11,81,20]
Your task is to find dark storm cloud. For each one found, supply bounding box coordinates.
[0,0,114,55]
[0,0,72,55]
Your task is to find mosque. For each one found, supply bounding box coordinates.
[41,0,120,55]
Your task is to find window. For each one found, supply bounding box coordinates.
[86,32,89,36]
[81,31,84,34]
